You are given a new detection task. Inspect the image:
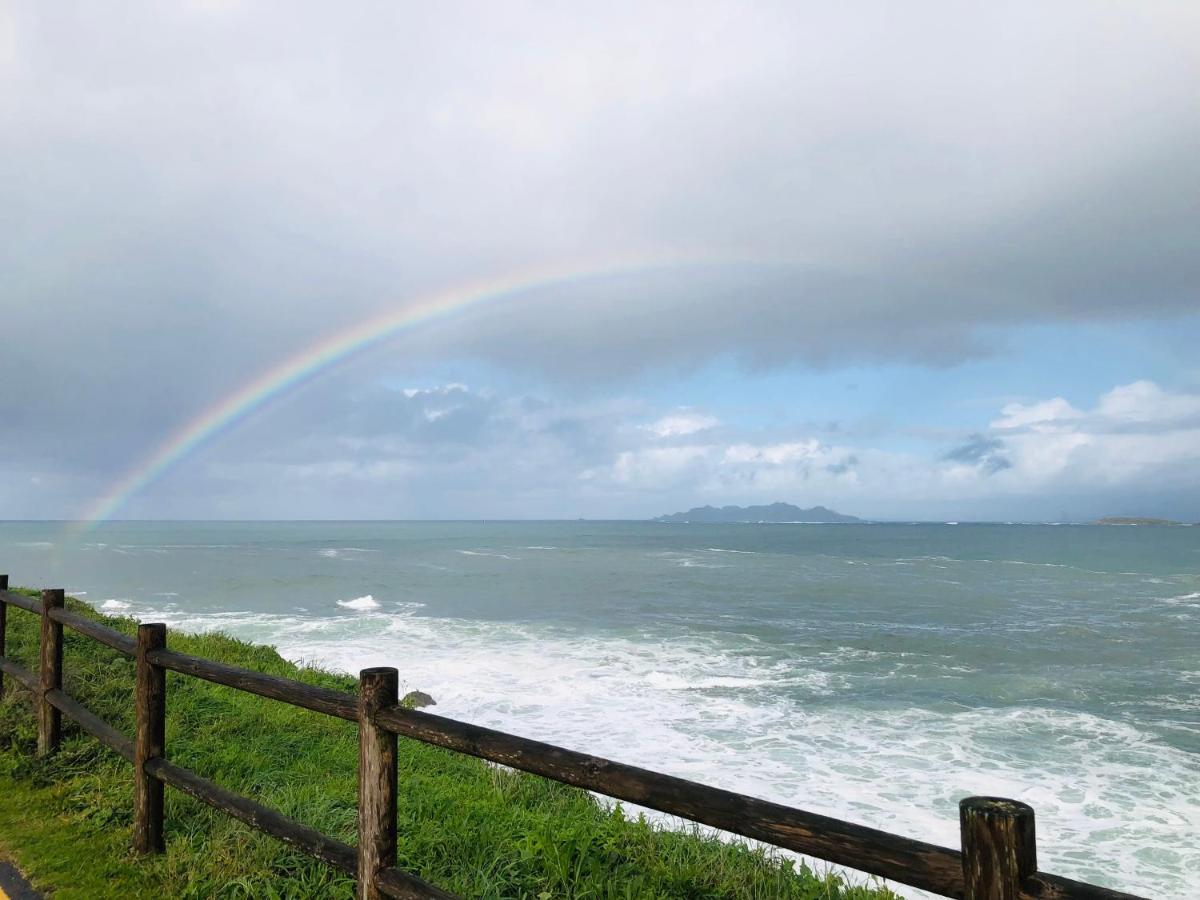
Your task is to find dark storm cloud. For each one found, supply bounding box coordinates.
[1,1,1197,514]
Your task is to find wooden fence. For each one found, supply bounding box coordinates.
[0,576,1147,900]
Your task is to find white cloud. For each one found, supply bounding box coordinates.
[402,383,470,399]
[594,437,866,499]
[984,381,1200,489]
[588,380,1200,517]
[606,446,712,486]
[15,373,1199,520]
[1096,380,1200,425]
[646,411,718,438]
[723,440,826,465]
[991,397,1083,431]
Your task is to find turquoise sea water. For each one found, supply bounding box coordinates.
[2,521,1197,897]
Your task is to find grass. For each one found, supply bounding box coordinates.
[0,590,899,899]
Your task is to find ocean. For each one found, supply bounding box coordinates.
[2,520,1197,897]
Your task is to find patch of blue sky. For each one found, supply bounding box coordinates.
[638,315,1200,445]
[360,313,1200,464]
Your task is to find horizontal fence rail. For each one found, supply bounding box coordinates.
[144,756,359,875]
[49,604,137,656]
[378,704,966,893]
[147,646,358,721]
[44,687,135,762]
[0,579,1149,900]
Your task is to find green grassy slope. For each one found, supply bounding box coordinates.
[0,591,897,899]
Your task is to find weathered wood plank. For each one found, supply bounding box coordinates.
[960,797,1036,900]
[0,588,40,613]
[0,656,37,692]
[43,687,135,762]
[134,623,167,854]
[374,866,459,899]
[49,606,136,656]
[1019,873,1148,900]
[144,756,358,875]
[147,647,357,721]
[38,588,64,756]
[358,668,399,900]
[375,706,967,897]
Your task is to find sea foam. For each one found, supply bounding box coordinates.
[336,594,380,611]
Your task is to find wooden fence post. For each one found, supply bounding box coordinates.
[358,667,398,900]
[38,588,65,756]
[134,623,167,854]
[0,574,7,698]
[960,796,1037,900]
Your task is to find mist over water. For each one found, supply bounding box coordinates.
[3,521,1197,897]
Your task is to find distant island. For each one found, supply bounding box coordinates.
[653,502,863,524]
[1093,516,1184,526]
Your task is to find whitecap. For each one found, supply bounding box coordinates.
[676,558,729,568]
[1164,592,1200,606]
[457,550,521,560]
[320,547,379,558]
[101,599,132,611]
[646,671,770,690]
[336,594,381,611]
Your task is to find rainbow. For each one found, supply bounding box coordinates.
[71,252,736,531]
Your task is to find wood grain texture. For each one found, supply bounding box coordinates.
[38,588,64,757]
[358,668,399,900]
[49,606,136,656]
[148,647,357,721]
[44,687,134,762]
[373,866,459,899]
[0,589,40,613]
[0,657,37,692]
[960,797,1036,900]
[134,623,167,854]
[1018,873,1147,900]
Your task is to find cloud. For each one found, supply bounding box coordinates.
[1,4,1197,517]
[3,4,1197,390]
[646,411,719,438]
[605,445,712,487]
[989,382,1200,490]
[574,380,1200,518]
[1096,380,1200,427]
[992,399,1084,432]
[589,437,867,498]
[6,375,1195,520]
[943,435,1012,474]
[176,381,643,518]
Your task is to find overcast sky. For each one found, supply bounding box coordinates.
[2,1,1198,521]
